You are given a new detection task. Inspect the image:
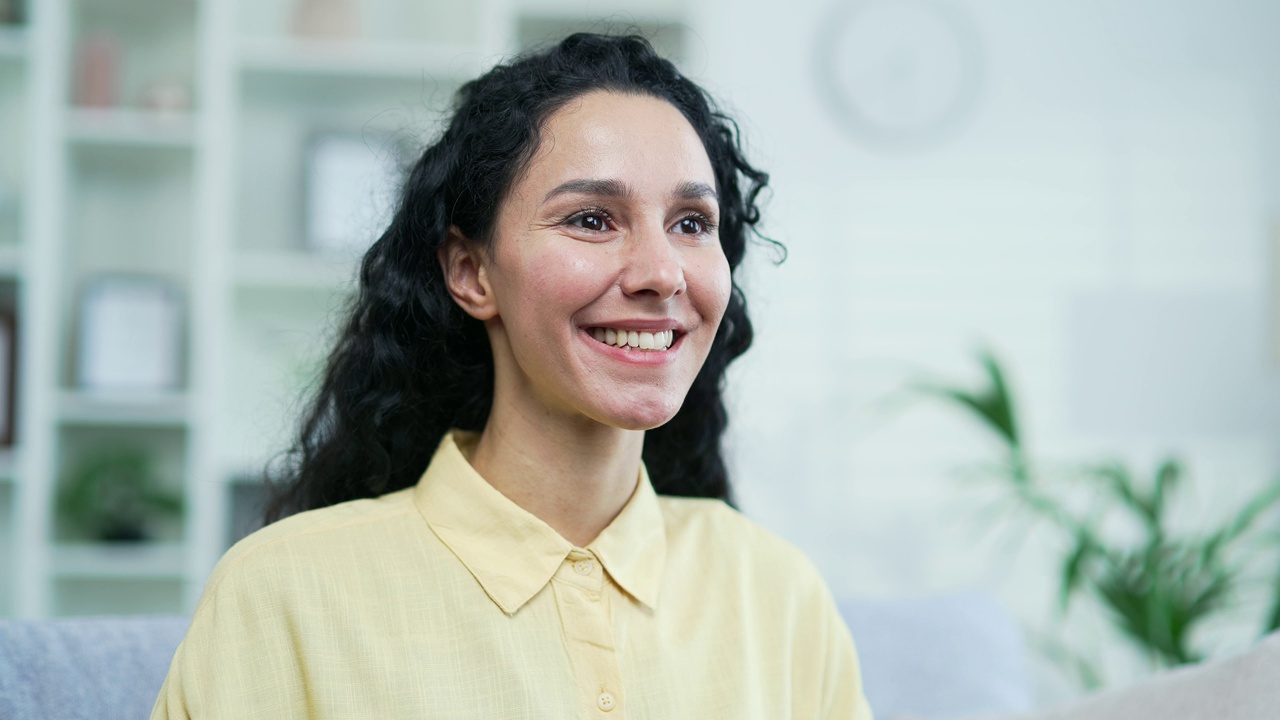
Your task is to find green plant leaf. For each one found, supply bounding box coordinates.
[912,347,1021,454]
[1265,571,1280,634]
[1059,533,1095,613]
[1151,459,1181,523]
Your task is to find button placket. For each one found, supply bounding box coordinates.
[552,550,625,717]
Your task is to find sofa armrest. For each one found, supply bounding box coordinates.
[838,592,1034,719]
[0,615,189,720]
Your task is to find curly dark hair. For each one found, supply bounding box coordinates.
[264,32,771,523]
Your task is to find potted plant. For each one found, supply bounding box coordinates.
[57,449,184,542]
[915,348,1280,672]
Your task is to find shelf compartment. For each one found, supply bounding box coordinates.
[238,37,486,80]
[57,390,191,427]
[52,541,185,579]
[234,249,360,290]
[54,577,185,617]
[66,107,197,148]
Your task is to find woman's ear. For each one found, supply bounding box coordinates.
[439,227,498,321]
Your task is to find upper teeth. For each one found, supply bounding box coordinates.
[591,328,675,350]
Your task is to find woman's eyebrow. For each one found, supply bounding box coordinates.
[674,180,718,202]
[542,179,719,203]
[543,178,630,203]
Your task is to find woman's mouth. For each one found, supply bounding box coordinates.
[588,327,676,351]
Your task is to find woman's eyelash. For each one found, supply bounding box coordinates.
[681,212,718,233]
[562,208,614,230]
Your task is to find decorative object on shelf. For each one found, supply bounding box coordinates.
[138,79,193,115]
[74,32,122,108]
[0,0,22,25]
[304,130,408,255]
[913,348,1280,684]
[76,275,184,393]
[57,449,183,542]
[0,308,13,447]
[291,0,361,40]
[813,0,983,150]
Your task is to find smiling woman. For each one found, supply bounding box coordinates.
[151,34,872,719]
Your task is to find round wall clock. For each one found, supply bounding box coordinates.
[814,0,984,150]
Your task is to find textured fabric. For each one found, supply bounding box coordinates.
[838,593,1033,719]
[152,431,873,719]
[0,615,188,720]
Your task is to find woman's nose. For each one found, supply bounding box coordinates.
[620,222,686,300]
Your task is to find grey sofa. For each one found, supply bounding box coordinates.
[0,615,188,720]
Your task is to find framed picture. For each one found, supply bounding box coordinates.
[0,309,14,446]
[303,130,409,256]
[76,275,184,393]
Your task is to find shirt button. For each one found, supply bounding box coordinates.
[596,691,616,712]
[574,559,596,575]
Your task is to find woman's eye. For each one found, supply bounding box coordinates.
[676,216,708,235]
[677,218,702,234]
[569,213,609,232]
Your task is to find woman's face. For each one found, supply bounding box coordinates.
[457,90,731,431]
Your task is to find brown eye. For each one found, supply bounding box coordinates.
[571,213,608,231]
[677,217,705,234]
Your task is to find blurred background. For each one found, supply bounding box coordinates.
[0,0,1277,705]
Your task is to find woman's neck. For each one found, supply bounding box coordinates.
[467,399,644,548]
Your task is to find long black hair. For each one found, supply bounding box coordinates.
[264,33,771,523]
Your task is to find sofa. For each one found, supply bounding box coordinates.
[0,593,1276,719]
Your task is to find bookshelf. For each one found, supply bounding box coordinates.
[2,0,691,618]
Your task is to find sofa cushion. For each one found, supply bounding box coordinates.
[0,615,188,720]
[839,592,1034,719]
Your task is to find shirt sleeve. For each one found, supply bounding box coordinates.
[817,584,875,720]
[150,548,313,720]
[791,564,875,720]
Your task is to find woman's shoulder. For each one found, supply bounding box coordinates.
[202,487,421,602]
[656,495,827,589]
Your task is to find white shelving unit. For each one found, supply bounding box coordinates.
[1,0,692,618]
[65,107,198,148]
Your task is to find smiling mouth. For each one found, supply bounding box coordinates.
[588,327,677,351]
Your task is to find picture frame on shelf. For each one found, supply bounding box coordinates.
[75,275,184,394]
[303,129,409,257]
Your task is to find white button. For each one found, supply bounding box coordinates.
[574,559,596,575]
[596,691,616,712]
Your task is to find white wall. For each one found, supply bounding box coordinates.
[687,0,1280,697]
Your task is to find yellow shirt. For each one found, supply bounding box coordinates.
[152,432,873,719]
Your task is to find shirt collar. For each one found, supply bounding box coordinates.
[413,431,666,615]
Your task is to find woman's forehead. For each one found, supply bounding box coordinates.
[521,91,715,198]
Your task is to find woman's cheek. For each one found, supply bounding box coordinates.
[696,248,733,325]
[546,248,612,304]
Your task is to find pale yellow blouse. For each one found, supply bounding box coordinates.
[152,431,873,719]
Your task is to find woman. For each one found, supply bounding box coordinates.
[153,33,872,719]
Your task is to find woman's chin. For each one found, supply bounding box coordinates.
[590,400,682,432]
